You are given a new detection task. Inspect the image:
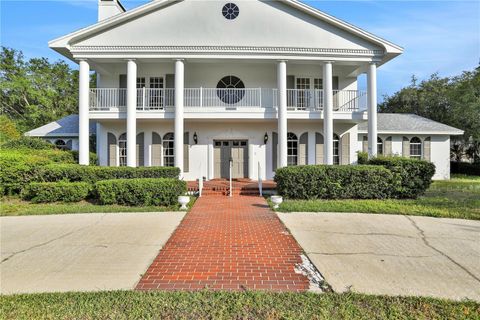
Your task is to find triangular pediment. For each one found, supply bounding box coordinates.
[58,0,399,54]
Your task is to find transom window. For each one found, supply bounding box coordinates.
[333,133,340,165]
[287,132,298,166]
[163,132,175,167]
[222,3,239,20]
[216,75,245,104]
[410,137,422,159]
[377,137,383,155]
[119,133,127,166]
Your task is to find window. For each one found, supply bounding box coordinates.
[163,132,174,167]
[410,137,422,159]
[287,132,298,166]
[136,77,146,88]
[54,139,67,150]
[216,75,245,104]
[119,133,127,166]
[333,133,340,165]
[222,3,239,20]
[377,137,383,155]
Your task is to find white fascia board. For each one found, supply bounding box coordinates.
[357,130,464,135]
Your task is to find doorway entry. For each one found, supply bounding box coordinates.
[214,140,248,179]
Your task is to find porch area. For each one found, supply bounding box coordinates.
[187,179,277,196]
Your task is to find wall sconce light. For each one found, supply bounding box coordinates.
[264,132,268,144]
[193,132,198,144]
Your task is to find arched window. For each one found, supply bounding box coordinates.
[410,137,422,159]
[287,132,298,166]
[54,139,67,150]
[119,133,127,166]
[333,133,340,165]
[163,132,175,167]
[216,75,245,104]
[377,137,383,155]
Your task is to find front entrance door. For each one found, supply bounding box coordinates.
[214,140,248,179]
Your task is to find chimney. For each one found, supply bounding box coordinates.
[98,0,126,22]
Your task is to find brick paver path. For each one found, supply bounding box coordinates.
[136,195,310,291]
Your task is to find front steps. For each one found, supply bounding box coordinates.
[187,179,277,196]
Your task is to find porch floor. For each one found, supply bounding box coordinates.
[136,195,309,292]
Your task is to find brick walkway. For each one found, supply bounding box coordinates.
[136,195,310,292]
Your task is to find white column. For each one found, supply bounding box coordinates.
[367,62,378,158]
[126,59,137,167]
[174,59,184,177]
[277,61,288,168]
[323,61,334,165]
[78,59,90,165]
[307,130,316,165]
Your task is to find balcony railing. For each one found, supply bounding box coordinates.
[89,88,366,112]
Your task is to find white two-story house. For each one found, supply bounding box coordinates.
[47,0,461,180]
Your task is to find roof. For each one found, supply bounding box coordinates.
[25,115,96,138]
[358,113,464,135]
[49,0,403,63]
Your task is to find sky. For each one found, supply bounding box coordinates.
[1,0,479,98]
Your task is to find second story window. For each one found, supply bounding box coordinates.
[216,75,245,104]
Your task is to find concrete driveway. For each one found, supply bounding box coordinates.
[278,212,480,301]
[1,212,184,294]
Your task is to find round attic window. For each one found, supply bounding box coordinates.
[222,3,239,20]
[216,75,245,104]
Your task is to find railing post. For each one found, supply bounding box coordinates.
[142,87,146,110]
[200,87,203,107]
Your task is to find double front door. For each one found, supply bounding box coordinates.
[214,140,248,179]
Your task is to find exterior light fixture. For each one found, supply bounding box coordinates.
[193,132,198,144]
[264,132,268,144]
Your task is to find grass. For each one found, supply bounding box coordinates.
[0,197,196,217]
[0,290,478,320]
[275,175,480,220]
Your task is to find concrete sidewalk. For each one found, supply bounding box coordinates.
[1,212,184,294]
[278,212,480,301]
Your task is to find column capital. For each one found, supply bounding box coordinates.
[125,58,136,62]
[77,58,89,63]
[174,58,185,62]
[277,60,288,63]
[369,61,378,66]
[323,61,335,65]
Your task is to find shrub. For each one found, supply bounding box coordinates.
[0,149,76,194]
[275,165,398,200]
[2,136,55,150]
[38,164,180,184]
[0,115,21,143]
[451,161,480,176]
[95,178,186,206]
[21,181,91,203]
[70,151,98,166]
[357,152,368,164]
[368,157,435,198]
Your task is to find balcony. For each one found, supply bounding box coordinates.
[89,88,366,112]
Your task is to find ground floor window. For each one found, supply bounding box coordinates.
[54,139,67,150]
[377,137,383,155]
[410,137,422,159]
[163,132,174,167]
[333,133,340,165]
[119,133,127,166]
[287,132,298,166]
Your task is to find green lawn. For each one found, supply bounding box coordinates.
[275,175,480,220]
[0,197,196,216]
[0,290,478,320]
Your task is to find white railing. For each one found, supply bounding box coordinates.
[89,88,365,112]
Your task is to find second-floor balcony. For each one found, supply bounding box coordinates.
[89,88,367,113]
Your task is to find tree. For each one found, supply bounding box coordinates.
[379,66,480,161]
[0,115,20,143]
[0,47,95,133]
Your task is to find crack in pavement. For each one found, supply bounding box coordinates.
[1,214,107,264]
[308,251,432,258]
[405,216,480,283]
[300,230,418,239]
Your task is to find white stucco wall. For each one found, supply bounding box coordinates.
[97,119,357,181]
[357,133,452,180]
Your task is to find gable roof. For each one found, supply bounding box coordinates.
[358,113,464,135]
[49,0,403,62]
[25,115,96,138]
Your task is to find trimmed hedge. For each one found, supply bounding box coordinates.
[38,164,180,184]
[369,157,435,199]
[451,161,480,176]
[2,136,55,150]
[95,178,186,206]
[70,151,99,166]
[357,152,368,164]
[21,181,91,203]
[275,165,398,200]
